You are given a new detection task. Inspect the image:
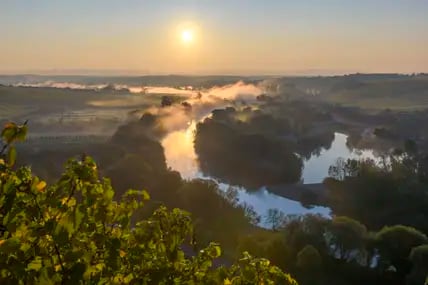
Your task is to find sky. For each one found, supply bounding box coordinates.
[1,0,427,75]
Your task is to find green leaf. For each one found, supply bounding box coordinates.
[7,146,17,167]
[27,257,43,271]
[213,245,221,258]
[15,125,28,141]
[0,237,20,252]
[20,242,31,253]
[141,190,150,200]
[1,122,17,143]
[74,207,84,229]
[206,243,221,258]
[69,262,86,284]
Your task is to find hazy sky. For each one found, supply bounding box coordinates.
[1,0,427,75]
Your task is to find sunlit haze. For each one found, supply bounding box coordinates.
[181,30,194,43]
[1,0,427,75]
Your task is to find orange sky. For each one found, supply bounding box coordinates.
[1,1,427,75]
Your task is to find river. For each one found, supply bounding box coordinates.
[162,122,376,223]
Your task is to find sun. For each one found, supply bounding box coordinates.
[181,30,193,43]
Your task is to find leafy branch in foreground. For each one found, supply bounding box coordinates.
[0,122,297,285]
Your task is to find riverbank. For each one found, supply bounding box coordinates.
[267,183,328,208]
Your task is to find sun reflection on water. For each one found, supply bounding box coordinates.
[161,120,199,180]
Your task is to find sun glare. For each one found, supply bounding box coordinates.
[181,30,193,43]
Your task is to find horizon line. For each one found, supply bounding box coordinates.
[0,69,427,78]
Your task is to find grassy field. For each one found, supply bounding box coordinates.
[276,74,428,110]
[0,85,165,136]
[328,96,428,110]
[325,78,428,110]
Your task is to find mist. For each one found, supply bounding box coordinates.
[146,81,266,133]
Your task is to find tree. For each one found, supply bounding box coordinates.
[326,216,367,262]
[282,214,328,259]
[376,225,428,283]
[161,96,173,107]
[324,155,428,234]
[265,209,286,231]
[296,245,322,270]
[408,245,428,285]
[296,245,323,285]
[241,202,261,226]
[328,158,360,181]
[0,122,298,284]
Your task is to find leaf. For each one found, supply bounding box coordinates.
[141,190,150,200]
[74,206,84,228]
[123,273,134,283]
[0,237,20,252]
[15,125,28,141]
[206,243,221,258]
[27,257,42,271]
[2,122,15,130]
[213,245,221,258]
[7,146,17,167]
[1,122,17,143]
[119,249,126,257]
[69,262,86,283]
[36,181,47,192]
[20,242,31,253]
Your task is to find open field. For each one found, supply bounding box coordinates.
[0,85,167,136]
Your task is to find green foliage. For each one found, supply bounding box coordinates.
[194,114,303,188]
[408,245,428,285]
[326,216,367,261]
[409,244,428,267]
[376,225,428,261]
[325,155,428,234]
[376,225,428,282]
[0,122,297,284]
[1,121,28,144]
[173,179,260,252]
[296,245,323,285]
[1,121,28,167]
[296,245,322,270]
[226,252,298,285]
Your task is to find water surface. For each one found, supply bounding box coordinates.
[302,133,376,183]
[162,125,375,223]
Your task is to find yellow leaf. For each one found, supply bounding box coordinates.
[224,278,232,285]
[120,250,126,257]
[36,181,46,192]
[67,198,76,207]
[55,264,61,272]
[0,239,5,246]
[3,122,15,129]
